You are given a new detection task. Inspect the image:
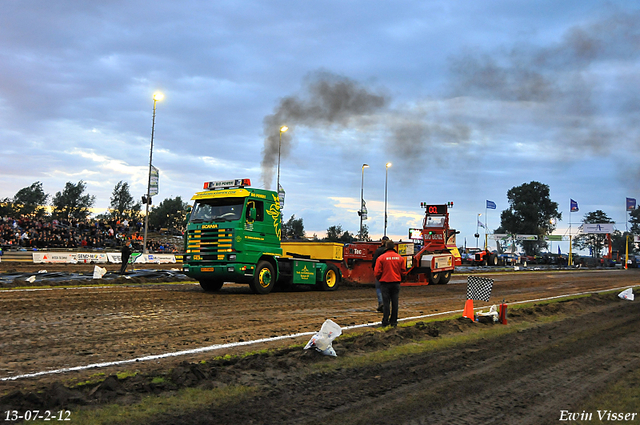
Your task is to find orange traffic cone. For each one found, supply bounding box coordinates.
[463,299,475,320]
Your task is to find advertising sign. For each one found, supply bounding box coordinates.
[33,252,108,264]
[150,166,159,196]
[278,184,285,208]
[32,253,76,264]
[515,235,538,240]
[106,253,177,264]
[581,223,614,234]
[33,252,177,264]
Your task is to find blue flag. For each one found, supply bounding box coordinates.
[627,198,636,211]
[570,199,579,212]
[486,200,496,210]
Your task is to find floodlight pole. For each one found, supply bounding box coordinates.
[384,162,391,237]
[277,126,288,195]
[359,164,368,240]
[143,93,162,254]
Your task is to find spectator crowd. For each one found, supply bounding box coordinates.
[0,216,181,253]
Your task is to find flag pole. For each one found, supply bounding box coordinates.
[569,200,572,266]
[484,204,488,250]
[569,234,573,266]
[625,234,629,270]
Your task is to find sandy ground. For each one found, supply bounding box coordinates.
[0,265,638,423]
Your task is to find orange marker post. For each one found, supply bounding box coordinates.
[463,299,474,320]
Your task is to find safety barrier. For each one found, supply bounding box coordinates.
[32,252,176,264]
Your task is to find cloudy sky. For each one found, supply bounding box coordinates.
[1,1,639,252]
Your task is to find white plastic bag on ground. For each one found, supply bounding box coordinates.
[618,288,634,301]
[26,276,36,283]
[476,305,500,322]
[93,265,107,279]
[304,319,342,357]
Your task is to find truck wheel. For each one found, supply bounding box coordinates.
[482,258,488,266]
[316,264,340,291]
[250,261,275,294]
[199,280,224,292]
[428,271,441,285]
[439,271,452,284]
[490,255,498,266]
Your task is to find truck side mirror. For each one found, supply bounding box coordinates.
[249,207,257,221]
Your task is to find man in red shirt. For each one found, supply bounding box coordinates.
[374,240,407,327]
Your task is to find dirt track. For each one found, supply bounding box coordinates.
[0,267,638,423]
[151,291,639,425]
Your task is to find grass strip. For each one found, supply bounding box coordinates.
[30,385,255,425]
[311,319,539,373]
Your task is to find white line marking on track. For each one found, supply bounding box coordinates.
[1,285,635,381]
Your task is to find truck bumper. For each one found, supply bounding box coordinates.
[182,262,256,283]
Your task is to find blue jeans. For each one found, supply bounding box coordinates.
[375,278,383,305]
[379,282,400,326]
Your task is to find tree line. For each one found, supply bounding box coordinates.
[283,181,640,259]
[4,180,637,257]
[0,180,189,233]
[495,181,639,258]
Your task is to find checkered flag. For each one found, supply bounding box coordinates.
[467,276,494,302]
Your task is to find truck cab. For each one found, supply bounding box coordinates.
[183,179,283,291]
[183,179,340,294]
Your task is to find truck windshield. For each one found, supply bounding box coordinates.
[424,215,445,228]
[190,198,245,223]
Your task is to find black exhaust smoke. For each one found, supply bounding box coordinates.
[261,71,388,189]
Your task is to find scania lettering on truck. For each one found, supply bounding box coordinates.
[182,179,341,294]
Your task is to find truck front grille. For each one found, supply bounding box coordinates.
[187,228,234,257]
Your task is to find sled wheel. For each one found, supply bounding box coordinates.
[439,270,452,285]
[428,270,441,285]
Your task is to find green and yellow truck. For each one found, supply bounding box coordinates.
[182,179,342,294]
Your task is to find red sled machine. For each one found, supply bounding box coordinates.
[337,203,461,285]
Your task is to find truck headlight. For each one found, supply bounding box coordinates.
[183,255,190,261]
[228,254,236,261]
